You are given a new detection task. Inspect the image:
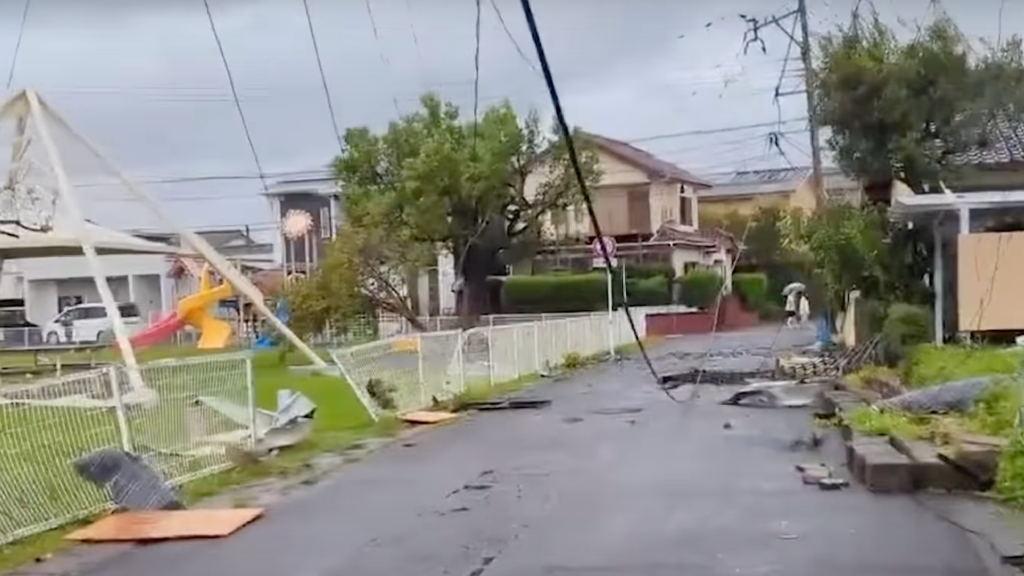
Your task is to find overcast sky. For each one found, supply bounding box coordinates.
[0,0,1016,237]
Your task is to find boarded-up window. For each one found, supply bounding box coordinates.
[627,189,650,232]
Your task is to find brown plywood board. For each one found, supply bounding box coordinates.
[957,232,1024,332]
[65,508,263,542]
[399,410,460,425]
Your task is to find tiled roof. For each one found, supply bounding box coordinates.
[700,166,859,199]
[579,132,713,187]
[954,115,1024,166]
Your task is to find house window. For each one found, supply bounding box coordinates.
[319,206,332,239]
[573,206,585,225]
[680,195,692,227]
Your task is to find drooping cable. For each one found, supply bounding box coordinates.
[364,0,402,115]
[516,0,668,396]
[489,0,541,77]
[299,0,344,152]
[5,0,31,91]
[472,0,482,145]
[201,0,268,192]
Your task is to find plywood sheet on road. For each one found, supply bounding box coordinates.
[400,410,459,425]
[65,508,264,542]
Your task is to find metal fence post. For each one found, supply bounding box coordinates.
[245,355,258,448]
[513,326,521,379]
[107,365,133,452]
[533,322,542,373]
[417,333,427,406]
[456,329,466,392]
[565,318,571,354]
[487,325,495,386]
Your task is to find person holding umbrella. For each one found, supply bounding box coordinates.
[782,282,805,328]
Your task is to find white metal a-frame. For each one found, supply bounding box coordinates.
[0,89,328,397]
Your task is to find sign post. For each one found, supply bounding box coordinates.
[591,237,618,357]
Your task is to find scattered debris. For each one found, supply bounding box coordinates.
[561,416,584,424]
[793,462,848,491]
[400,410,460,425]
[722,421,733,429]
[74,449,183,511]
[590,407,643,415]
[722,381,814,408]
[65,508,263,543]
[658,369,775,390]
[196,388,317,452]
[463,398,552,411]
[777,533,799,540]
[875,377,994,414]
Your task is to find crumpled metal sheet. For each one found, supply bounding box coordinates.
[722,381,816,408]
[874,377,994,414]
[74,449,183,511]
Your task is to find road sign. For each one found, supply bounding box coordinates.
[591,236,618,268]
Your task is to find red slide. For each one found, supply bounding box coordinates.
[128,314,187,349]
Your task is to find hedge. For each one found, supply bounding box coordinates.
[502,272,672,313]
[676,269,724,309]
[732,272,768,312]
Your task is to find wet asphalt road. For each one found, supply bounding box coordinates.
[81,326,986,576]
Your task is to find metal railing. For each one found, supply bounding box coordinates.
[332,311,635,417]
[0,353,254,545]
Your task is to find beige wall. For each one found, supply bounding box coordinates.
[958,231,1024,331]
[528,147,697,239]
[699,191,794,219]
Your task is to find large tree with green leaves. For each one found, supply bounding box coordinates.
[815,12,1024,190]
[321,93,599,325]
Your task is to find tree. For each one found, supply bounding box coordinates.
[815,12,1024,190]
[332,93,600,323]
[793,203,889,312]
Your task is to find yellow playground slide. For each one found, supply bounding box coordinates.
[177,265,234,349]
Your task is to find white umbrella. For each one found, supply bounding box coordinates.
[782,282,806,296]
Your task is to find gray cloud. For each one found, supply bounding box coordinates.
[0,0,1017,237]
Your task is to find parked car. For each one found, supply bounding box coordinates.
[0,306,41,348]
[42,303,144,345]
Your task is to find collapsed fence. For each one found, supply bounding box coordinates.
[332,311,637,417]
[0,353,254,545]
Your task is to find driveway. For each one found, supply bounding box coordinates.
[78,327,986,576]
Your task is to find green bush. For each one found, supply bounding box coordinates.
[879,303,932,366]
[623,263,675,280]
[676,269,724,309]
[502,272,672,313]
[732,272,768,311]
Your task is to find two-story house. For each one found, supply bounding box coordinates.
[529,132,711,242]
[262,171,341,276]
[522,132,736,279]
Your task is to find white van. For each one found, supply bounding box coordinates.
[43,303,144,345]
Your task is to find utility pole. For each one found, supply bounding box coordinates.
[743,1,826,204]
[796,0,825,203]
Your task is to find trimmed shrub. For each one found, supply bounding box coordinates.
[676,269,724,309]
[502,272,672,313]
[880,303,932,365]
[732,272,768,312]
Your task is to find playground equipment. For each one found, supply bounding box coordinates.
[0,89,328,397]
[254,299,289,349]
[129,265,234,350]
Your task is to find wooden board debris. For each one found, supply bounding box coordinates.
[400,410,460,425]
[65,508,263,542]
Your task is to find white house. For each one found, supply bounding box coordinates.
[3,228,273,326]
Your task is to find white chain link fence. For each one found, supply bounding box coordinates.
[332,311,635,417]
[0,352,254,545]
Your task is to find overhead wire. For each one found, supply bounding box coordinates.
[515,0,670,399]
[489,0,541,77]
[5,0,30,91]
[299,0,344,152]
[363,0,402,115]
[201,0,269,193]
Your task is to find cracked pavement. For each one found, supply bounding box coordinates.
[71,326,987,576]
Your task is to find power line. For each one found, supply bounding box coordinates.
[472,0,482,142]
[201,0,268,193]
[516,0,666,396]
[489,0,541,77]
[5,0,31,91]
[363,0,402,115]
[299,0,344,152]
[626,117,808,143]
